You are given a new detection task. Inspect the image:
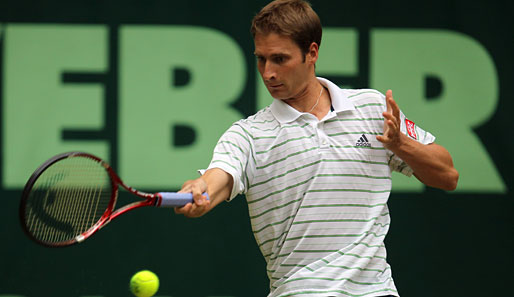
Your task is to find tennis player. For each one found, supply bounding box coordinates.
[176,0,459,296]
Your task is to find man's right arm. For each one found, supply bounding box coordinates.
[174,168,234,218]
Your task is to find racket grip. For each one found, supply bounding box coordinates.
[157,192,209,208]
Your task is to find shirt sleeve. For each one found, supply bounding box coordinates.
[205,121,253,201]
[387,108,436,176]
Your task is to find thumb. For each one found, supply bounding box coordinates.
[192,179,208,205]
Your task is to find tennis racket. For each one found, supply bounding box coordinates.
[19,151,207,247]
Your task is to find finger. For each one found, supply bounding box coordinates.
[193,199,211,214]
[376,134,393,144]
[380,119,397,140]
[385,90,393,113]
[381,114,395,136]
[386,119,398,134]
[177,180,193,193]
[193,194,205,205]
[190,179,208,205]
[177,188,190,194]
[186,199,211,218]
[191,185,205,205]
[382,113,398,128]
[174,203,192,214]
[387,90,401,121]
[382,111,396,122]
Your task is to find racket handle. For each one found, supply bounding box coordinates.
[157,192,209,207]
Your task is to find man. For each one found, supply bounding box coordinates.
[175,0,459,296]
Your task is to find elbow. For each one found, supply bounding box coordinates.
[420,168,459,191]
[443,168,459,191]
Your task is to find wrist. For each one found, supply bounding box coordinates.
[387,133,414,155]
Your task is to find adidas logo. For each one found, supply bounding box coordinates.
[355,134,371,147]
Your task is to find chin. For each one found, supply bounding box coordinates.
[268,89,288,100]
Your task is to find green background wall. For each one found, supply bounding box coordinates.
[1,0,512,296]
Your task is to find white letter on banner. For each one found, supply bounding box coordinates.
[371,29,504,193]
[119,26,245,189]
[3,25,108,188]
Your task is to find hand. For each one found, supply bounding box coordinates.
[174,177,211,218]
[376,90,403,150]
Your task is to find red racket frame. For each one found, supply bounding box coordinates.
[20,152,167,247]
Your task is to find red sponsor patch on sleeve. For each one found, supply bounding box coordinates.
[405,119,417,140]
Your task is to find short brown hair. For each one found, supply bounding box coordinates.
[251,0,322,56]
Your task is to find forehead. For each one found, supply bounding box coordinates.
[253,32,301,56]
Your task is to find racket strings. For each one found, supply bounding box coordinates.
[23,156,112,244]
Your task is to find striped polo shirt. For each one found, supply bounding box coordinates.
[206,77,435,297]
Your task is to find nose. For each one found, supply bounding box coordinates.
[260,61,276,82]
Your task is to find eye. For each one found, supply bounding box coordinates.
[273,56,285,64]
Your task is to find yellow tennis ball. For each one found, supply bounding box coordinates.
[129,270,159,297]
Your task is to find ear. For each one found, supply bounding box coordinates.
[306,42,319,65]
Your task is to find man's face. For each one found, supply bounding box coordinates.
[254,33,316,100]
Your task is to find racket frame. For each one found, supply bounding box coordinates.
[19,152,164,247]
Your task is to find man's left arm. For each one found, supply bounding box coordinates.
[377,90,459,191]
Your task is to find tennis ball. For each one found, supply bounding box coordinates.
[130,270,159,297]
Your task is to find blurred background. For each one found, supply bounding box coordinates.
[1,0,512,296]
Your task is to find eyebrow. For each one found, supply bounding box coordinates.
[254,52,290,59]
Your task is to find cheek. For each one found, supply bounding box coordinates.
[289,65,307,83]
[280,65,296,81]
[256,63,264,76]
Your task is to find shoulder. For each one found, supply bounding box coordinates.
[227,105,278,139]
[343,88,385,103]
[317,77,385,111]
[238,105,278,129]
[342,88,386,113]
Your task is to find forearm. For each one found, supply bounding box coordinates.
[200,168,234,209]
[390,134,459,191]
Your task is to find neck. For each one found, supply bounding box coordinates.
[307,85,323,113]
[284,82,330,120]
[284,80,323,112]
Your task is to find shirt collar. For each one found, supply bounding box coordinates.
[270,77,355,124]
